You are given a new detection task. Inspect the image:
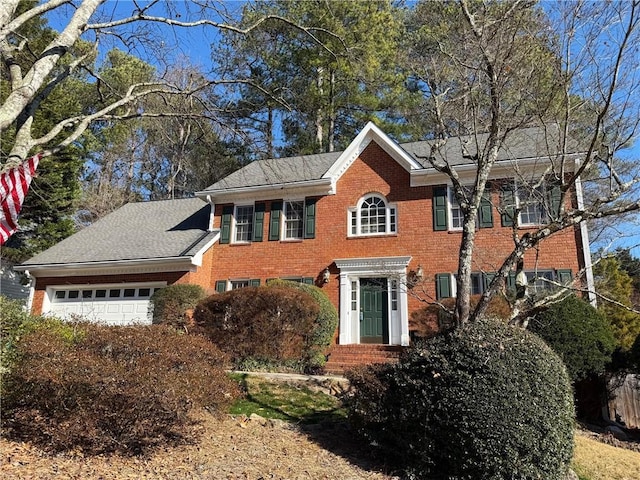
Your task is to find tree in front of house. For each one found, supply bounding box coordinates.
[401,0,640,326]
[594,256,640,354]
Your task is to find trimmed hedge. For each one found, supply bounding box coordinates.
[2,323,239,456]
[150,284,205,329]
[193,286,320,371]
[267,279,338,369]
[346,317,575,480]
[529,295,616,383]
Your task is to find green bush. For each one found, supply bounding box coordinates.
[529,295,616,383]
[150,284,205,329]
[193,286,320,372]
[2,323,240,456]
[346,317,575,480]
[267,279,338,369]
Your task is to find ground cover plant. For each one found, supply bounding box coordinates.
[346,316,575,480]
[229,373,346,424]
[2,322,240,455]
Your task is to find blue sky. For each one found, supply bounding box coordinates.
[47,0,639,257]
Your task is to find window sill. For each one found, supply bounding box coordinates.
[347,233,398,239]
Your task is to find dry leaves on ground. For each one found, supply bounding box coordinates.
[0,412,397,480]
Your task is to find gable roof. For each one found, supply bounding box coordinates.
[197,123,584,200]
[18,198,214,271]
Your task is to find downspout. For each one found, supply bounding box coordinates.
[24,269,35,313]
[206,195,215,232]
[574,170,596,306]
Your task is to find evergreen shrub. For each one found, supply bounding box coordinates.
[529,295,616,383]
[267,279,338,369]
[346,317,575,480]
[2,323,239,455]
[193,286,319,371]
[150,284,205,329]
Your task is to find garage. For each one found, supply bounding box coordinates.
[46,284,165,326]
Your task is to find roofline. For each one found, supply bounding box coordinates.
[410,153,584,186]
[16,256,200,277]
[195,178,335,203]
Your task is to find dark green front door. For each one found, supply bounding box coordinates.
[360,278,389,344]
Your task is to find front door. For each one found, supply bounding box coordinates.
[359,278,389,344]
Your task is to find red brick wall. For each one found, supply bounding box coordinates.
[210,141,583,317]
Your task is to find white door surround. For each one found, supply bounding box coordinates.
[334,256,411,346]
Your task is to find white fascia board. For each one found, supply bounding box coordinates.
[195,178,334,204]
[323,122,422,182]
[190,231,220,266]
[335,256,412,273]
[16,256,199,278]
[410,154,581,187]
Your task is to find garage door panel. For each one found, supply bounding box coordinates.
[49,285,157,325]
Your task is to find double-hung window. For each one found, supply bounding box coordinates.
[517,184,548,226]
[283,200,304,240]
[448,186,482,230]
[234,205,254,243]
[349,194,397,236]
[525,270,555,293]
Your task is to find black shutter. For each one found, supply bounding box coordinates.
[253,203,265,242]
[557,269,573,285]
[269,201,282,241]
[549,183,562,220]
[433,187,448,231]
[304,198,317,239]
[220,205,233,244]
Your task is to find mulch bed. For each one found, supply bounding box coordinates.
[1,412,398,480]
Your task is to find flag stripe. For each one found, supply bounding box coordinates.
[0,154,41,246]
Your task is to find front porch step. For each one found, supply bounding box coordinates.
[324,345,403,374]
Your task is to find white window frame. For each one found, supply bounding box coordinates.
[230,279,251,290]
[282,199,305,240]
[233,204,254,244]
[348,194,397,237]
[515,181,549,227]
[448,185,482,231]
[451,272,486,297]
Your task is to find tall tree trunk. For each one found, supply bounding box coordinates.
[328,69,335,153]
[315,66,324,151]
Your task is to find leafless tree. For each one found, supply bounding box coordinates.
[405,0,640,326]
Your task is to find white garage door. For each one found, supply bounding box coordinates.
[48,285,164,325]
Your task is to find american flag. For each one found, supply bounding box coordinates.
[0,154,42,246]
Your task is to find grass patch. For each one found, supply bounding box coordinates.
[572,433,640,480]
[229,373,346,424]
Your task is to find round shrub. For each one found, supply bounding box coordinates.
[193,286,320,371]
[2,323,240,456]
[529,295,616,383]
[267,280,338,369]
[150,284,205,329]
[346,317,575,480]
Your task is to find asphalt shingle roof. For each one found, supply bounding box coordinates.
[202,126,580,192]
[22,198,213,266]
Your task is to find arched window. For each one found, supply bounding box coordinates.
[349,194,397,236]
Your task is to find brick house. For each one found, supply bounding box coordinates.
[17,122,593,367]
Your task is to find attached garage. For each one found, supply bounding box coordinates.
[45,283,165,325]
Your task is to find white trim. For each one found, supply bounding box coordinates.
[348,193,398,237]
[575,173,596,305]
[232,203,255,244]
[282,198,305,241]
[335,256,411,346]
[42,281,167,321]
[17,256,202,277]
[410,155,581,187]
[324,122,422,182]
[196,178,334,204]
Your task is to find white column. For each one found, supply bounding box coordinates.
[338,272,352,344]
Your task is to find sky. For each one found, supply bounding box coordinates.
[47,0,639,258]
